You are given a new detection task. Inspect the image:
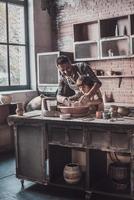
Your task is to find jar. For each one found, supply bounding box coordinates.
[96,111,102,119]
[63,163,81,184]
[16,103,24,116]
[102,110,111,119]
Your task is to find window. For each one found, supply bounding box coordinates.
[0,0,30,91]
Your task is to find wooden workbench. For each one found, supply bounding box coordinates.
[8,110,134,199]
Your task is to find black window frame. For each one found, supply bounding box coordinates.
[0,0,30,91]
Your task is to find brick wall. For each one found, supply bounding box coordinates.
[55,0,134,103]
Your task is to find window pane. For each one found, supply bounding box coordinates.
[0,2,7,42]
[9,45,26,86]
[8,4,25,44]
[0,45,8,86]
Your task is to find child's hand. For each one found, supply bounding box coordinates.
[79,94,88,104]
[71,101,81,107]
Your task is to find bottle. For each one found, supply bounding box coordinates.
[102,92,107,103]
[123,26,127,35]
[115,24,119,36]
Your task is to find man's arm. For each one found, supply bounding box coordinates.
[56,76,74,105]
[56,77,67,104]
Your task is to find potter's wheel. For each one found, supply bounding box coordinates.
[58,105,89,117]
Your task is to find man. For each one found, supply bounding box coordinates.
[56,55,102,106]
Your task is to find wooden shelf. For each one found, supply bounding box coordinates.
[73,14,134,60]
[100,35,129,42]
[49,175,86,190]
[100,55,129,60]
[97,75,134,78]
[92,178,130,198]
[130,35,134,38]
[74,40,98,44]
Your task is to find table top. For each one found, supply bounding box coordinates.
[8,110,134,127]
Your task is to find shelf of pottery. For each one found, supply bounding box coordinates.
[73,14,134,61]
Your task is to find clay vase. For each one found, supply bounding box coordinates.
[16,103,24,116]
[63,163,81,184]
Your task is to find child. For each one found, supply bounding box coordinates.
[72,75,104,111]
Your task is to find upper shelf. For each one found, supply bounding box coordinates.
[100,35,129,42]
[73,14,134,61]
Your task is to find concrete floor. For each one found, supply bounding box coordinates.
[0,153,129,200]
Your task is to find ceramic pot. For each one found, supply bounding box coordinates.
[63,163,81,184]
[117,106,129,116]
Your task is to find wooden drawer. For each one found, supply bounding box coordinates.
[110,131,130,151]
[47,124,84,147]
[67,126,83,147]
[87,127,110,149]
[47,125,66,144]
